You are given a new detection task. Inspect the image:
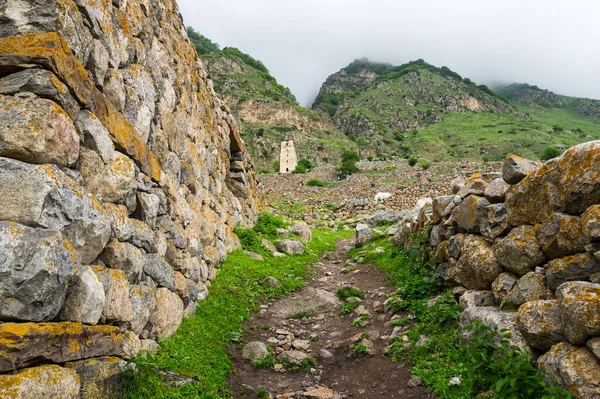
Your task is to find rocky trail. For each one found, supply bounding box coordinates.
[228,238,433,399]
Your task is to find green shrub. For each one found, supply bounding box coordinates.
[352,314,371,327]
[306,179,326,187]
[336,287,365,300]
[234,226,262,252]
[298,158,314,171]
[420,161,431,170]
[408,157,418,166]
[542,147,562,160]
[254,212,286,239]
[272,160,280,172]
[337,150,360,178]
[350,343,370,357]
[340,299,360,315]
[256,389,269,399]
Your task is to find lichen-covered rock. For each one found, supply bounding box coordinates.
[289,221,312,242]
[457,178,487,198]
[502,272,547,308]
[492,272,518,302]
[452,195,490,234]
[143,254,176,291]
[538,342,600,398]
[588,337,600,361]
[148,288,183,339]
[502,155,540,184]
[278,239,306,255]
[505,159,562,227]
[432,195,461,224]
[79,149,136,204]
[480,203,511,239]
[99,240,144,284]
[64,356,125,399]
[103,203,134,242]
[60,266,105,325]
[556,282,600,345]
[242,341,269,362]
[0,69,80,118]
[75,110,115,164]
[95,268,133,324]
[128,219,155,252]
[135,192,160,229]
[556,141,600,215]
[516,300,564,351]
[546,253,600,291]
[449,235,503,290]
[0,322,123,372]
[129,283,156,336]
[0,222,78,322]
[355,223,374,247]
[484,178,509,203]
[0,94,79,166]
[459,291,496,309]
[447,233,465,259]
[430,223,455,247]
[0,365,80,399]
[459,307,528,351]
[494,225,546,276]
[582,205,600,243]
[537,213,587,259]
[0,158,111,264]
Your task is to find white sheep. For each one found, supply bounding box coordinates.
[374,192,393,203]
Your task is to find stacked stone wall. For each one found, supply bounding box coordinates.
[0,0,264,396]
[394,142,600,398]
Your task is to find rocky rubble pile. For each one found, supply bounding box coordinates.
[394,142,600,398]
[0,0,263,397]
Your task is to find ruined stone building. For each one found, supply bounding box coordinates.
[279,140,298,173]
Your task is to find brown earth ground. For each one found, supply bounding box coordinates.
[227,238,433,399]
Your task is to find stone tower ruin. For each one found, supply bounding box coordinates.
[280,140,298,174]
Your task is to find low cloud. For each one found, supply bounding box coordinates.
[179,0,600,107]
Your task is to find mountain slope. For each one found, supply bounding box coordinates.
[188,28,356,170]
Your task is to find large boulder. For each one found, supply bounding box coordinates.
[431,195,461,224]
[269,288,341,318]
[64,356,125,399]
[75,110,115,164]
[0,365,80,399]
[143,254,176,291]
[582,205,600,242]
[355,223,374,247]
[556,282,600,345]
[480,203,511,240]
[242,341,269,363]
[129,283,157,336]
[502,155,540,185]
[538,342,600,398]
[0,222,77,322]
[99,240,144,284]
[289,221,312,242]
[546,253,600,291]
[501,272,547,308]
[95,268,133,324]
[537,213,587,259]
[459,307,528,351]
[0,94,79,167]
[0,158,111,264]
[60,266,105,325]
[148,288,184,339]
[452,195,490,234]
[79,149,136,204]
[516,300,564,351]
[492,272,518,302]
[494,225,546,276]
[449,235,503,289]
[505,159,562,227]
[556,141,600,215]
[278,239,306,255]
[0,322,123,372]
[484,178,509,203]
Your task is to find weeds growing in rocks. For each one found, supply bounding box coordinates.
[349,343,370,357]
[340,299,360,315]
[252,353,276,369]
[354,237,573,399]
[335,286,365,300]
[351,314,371,327]
[125,227,353,398]
[289,311,313,319]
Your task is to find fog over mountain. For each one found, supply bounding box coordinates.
[179,0,600,107]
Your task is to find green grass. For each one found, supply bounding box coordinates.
[352,237,573,399]
[340,298,361,315]
[336,287,365,300]
[349,343,370,357]
[125,228,353,399]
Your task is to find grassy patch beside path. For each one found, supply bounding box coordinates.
[126,228,353,398]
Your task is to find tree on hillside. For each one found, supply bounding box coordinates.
[187,27,220,55]
[336,150,360,178]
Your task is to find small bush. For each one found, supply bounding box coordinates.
[234,226,262,252]
[336,287,365,300]
[272,160,280,172]
[408,157,418,166]
[352,314,371,327]
[254,213,286,239]
[542,147,562,160]
[252,354,275,369]
[350,343,370,357]
[292,164,307,174]
[340,299,360,315]
[420,161,431,170]
[256,389,269,399]
[298,158,314,171]
[306,179,326,187]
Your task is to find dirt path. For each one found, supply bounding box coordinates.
[228,238,432,399]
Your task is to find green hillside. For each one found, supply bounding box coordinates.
[187,27,356,170]
[313,59,600,161]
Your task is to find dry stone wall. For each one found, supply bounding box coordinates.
[394,142,600,398]
[0,0,264,396]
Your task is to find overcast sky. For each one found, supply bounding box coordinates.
[179,0,600,107]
